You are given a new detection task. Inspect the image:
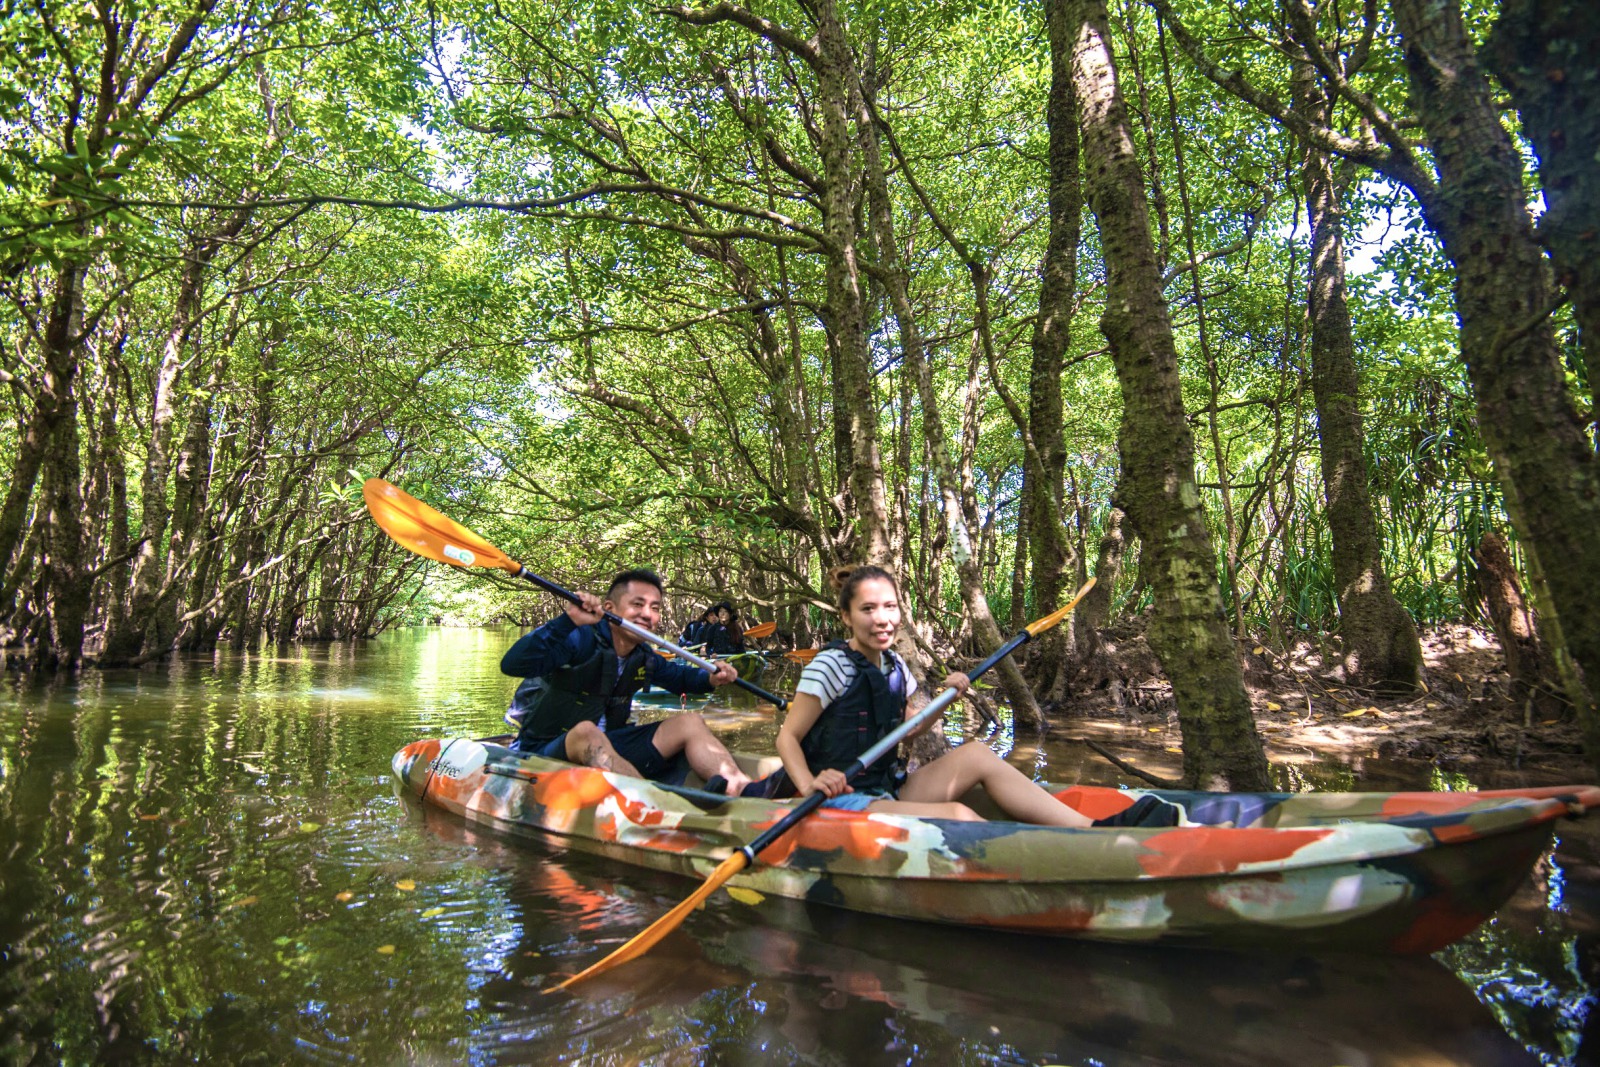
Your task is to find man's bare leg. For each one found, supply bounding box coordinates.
[563,722,642,778]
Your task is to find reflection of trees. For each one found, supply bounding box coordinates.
[431,813,1534,1066]
[0,648,492,1061]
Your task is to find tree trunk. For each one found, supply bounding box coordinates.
[1391,0,1600,750]
[1028,0,1085,701]
[1065,0,1270,789]
[39,391,87,670]
[815,0,893,568]
[1488,0,1600,400]
[1473,529,1557,704]
[0,260,88,616]
[100,250,208,664]
[1078,504,1129,666]
[1291,58,1424,692]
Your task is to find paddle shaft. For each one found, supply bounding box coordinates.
[515,567,789,710]
[735,625,1035,864]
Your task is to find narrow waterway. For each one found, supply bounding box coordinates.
[0,627,1594,1065]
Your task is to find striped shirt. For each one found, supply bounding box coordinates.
[796,648,918,709]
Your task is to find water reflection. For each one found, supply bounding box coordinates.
[419,810,1537,1066]
[0,626,1593,1065]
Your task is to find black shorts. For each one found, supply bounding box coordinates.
[527,721,690,785]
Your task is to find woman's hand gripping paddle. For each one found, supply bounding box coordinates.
[362,479,790,709]
[546,578,1096,992]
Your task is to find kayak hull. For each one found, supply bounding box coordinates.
[393,737,1596,953]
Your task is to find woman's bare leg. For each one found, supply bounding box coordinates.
[863,799,983,821]
[897,744,1093,827]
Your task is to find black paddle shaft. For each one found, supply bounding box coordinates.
[514,567,790,710]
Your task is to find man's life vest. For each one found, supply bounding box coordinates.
[798,643,907,794]
[510,632,650,747]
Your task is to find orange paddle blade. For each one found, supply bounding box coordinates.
[784,648,820,665]
[1025,577,1096,637]
[363,479,522,575]
[546,851,751,992]
[743,621,776,639]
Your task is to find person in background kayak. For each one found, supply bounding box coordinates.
[679,606,717,649]
[704,602,745,655]
[502,568,753,796]
[775,566,1178,826]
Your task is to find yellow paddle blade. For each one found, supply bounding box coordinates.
[1025,577,1096,637]
[363,479,523,575]
[743,621,777,639]
[784,648,821,665]
[546,851,751,992]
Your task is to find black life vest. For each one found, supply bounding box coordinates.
[705,623,741,655]
[510,627,651,747]
[798,643,907,794]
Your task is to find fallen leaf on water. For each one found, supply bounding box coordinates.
[395,879,416,892]
[420,906,445,918]
[299,822,321,833]
[231,896,259,909]
[725,886,765,906]
[376,944,396,955]
[1265,701,1282,712]
[335,891,354,903]
[139,814,161,821]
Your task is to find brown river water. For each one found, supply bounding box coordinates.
[1,626,1595,1065]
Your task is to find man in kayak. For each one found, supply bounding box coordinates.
[502,568,754,796]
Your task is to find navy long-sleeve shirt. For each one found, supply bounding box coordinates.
[500,613,714,696]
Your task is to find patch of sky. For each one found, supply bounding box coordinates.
[1343,178,1423,278]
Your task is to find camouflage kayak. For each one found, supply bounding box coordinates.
[393,736,1599,953]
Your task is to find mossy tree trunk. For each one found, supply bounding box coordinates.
[1064,0,1270,789]
[1391,0,1600,754]
[1488,0,1600,412]
[1290,57,1423,692]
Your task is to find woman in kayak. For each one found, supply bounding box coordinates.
[774,565,1101,825]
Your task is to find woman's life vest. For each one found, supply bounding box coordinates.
[798,643,908,794]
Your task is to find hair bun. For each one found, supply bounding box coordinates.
[827,564,857,593]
